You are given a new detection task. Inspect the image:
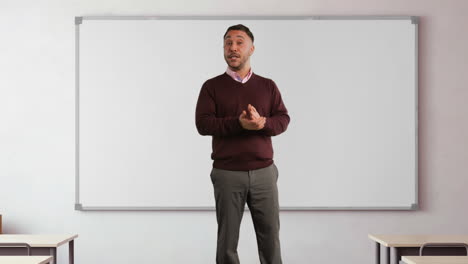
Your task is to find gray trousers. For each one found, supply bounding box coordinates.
[210,163,282,264]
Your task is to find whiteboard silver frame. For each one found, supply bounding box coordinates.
[74,15,419,211]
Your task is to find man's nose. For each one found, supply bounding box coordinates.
[229,44,237,52]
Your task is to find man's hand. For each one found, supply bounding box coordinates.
[239,104,266,130]
[247,104,261,120]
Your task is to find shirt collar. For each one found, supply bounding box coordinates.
[226,67,253,84]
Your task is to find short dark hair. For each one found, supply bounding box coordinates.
[223,24,254,43]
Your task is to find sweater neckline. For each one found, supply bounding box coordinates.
[223,71,256,85]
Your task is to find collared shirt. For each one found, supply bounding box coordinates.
[226,67,253,84]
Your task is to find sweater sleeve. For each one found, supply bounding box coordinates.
[259,80,290,137]
[195,81,244,137]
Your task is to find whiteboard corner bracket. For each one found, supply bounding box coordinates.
[75,17,83,25]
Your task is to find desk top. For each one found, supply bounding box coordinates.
[369,234,468,247]
[0,256,53,264]
[0,234,78,247]
[402,256,468,264]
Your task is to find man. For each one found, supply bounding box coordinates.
[195,24,290,264]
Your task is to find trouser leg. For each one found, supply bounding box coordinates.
[247,163,282,264]
[211,167,249,264]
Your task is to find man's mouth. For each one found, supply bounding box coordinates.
[228,54,240,59]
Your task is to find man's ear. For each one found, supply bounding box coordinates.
[249,44,255,56]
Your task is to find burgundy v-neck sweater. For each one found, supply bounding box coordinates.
[195,72,290,171]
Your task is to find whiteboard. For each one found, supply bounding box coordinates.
[75,16,418,211]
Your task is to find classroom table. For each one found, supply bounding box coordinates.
[402,256,468,264]
[0,235,78,264]
[0,256,53,264]
[369,234,468,264]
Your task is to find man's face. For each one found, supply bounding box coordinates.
[223,30,255,71]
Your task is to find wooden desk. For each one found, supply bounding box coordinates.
[402,256,468,264]
[369,234,468,264]
[0,235,78,264]
[0,256,53,264]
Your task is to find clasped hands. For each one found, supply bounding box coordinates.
[239,104,266,130]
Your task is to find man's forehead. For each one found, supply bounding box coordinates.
[224,30,248,39]
[225,35,245,39]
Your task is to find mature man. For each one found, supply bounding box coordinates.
[195,24,290,264]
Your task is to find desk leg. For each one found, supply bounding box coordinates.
[50,248,57,264]
[391,247,401,264]
[386,247,390,264]
[375,242,380,264]
[69,240,74,264]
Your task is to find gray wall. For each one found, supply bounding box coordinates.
[1,0,467,263]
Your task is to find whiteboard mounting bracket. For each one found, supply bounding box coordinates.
[75,16,83,25]
[75,203,83,211]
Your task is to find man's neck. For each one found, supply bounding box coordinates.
[229,66,251,79]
